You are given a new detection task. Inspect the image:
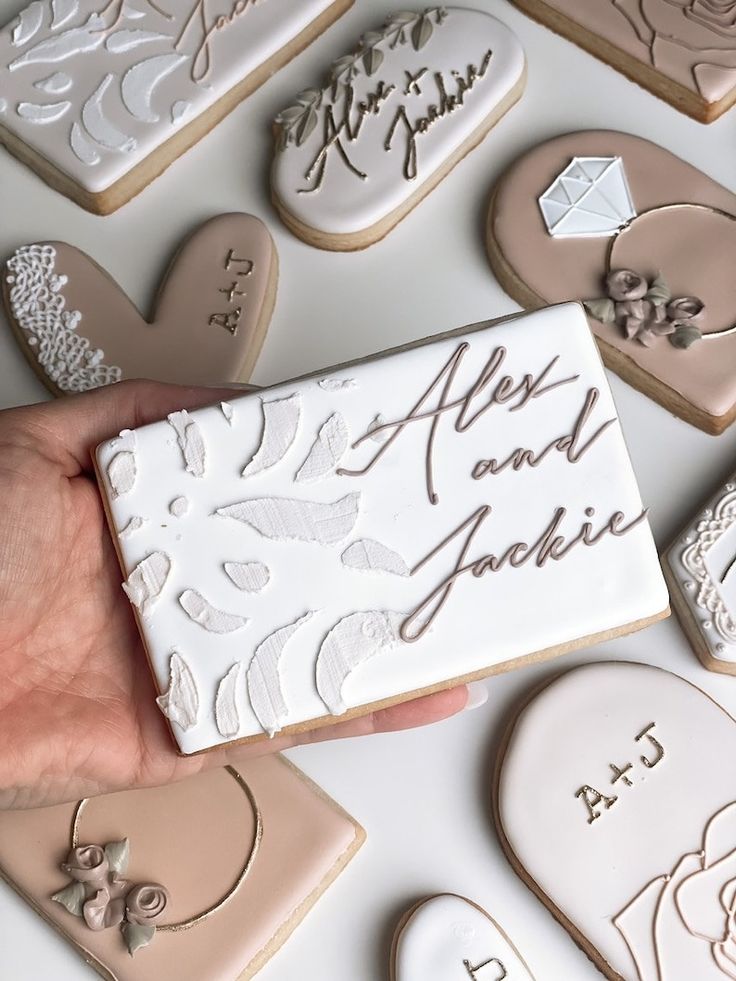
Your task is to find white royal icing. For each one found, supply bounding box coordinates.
[224,560,270,593]
[96,304,667,754]
[4,244,121,392]
[246,613,313,737]
[156,650,198,731]
[497,662,736,981]
[178,589,247,634]
[214,662,241,738]
[33,70,72,92]
[271,7,525,236]
[0,0,343,194]
[538,156,637,239]
[666,475,736,665]
[122,550,170,616]
[169,495,189,518]
[295,412,349,483]
[394,894,535,980]
[241,394,301,477]
[167,410,206,478]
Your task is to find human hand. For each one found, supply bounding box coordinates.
[0,381,471,809]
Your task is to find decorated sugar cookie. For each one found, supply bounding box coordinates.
[665,472,736,675]
[2,213,277,395]
[391,894,536,980]
[487,130,736,434]
[494,661,736,981]
[0,758,363,980]
[271,7,526,251]
[0,0,352,214]
[509,0,736,122]
[94,303,667,755]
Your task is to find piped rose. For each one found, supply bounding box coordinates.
[61,845,109,885]
[606,269,648,302]
[83,887,126,932]
[125,883,169,926]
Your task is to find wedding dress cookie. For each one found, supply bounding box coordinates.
[271,7,526,250]
[2,213,277,395]
[0,757,364,980]
[487,130,736,434]
[95,303,668,755]
[391,894,535,980]
[509,0,736,122]
[494,661,736,980]
[0,0,352,213]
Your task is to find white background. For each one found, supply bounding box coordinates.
[1,1,735,979]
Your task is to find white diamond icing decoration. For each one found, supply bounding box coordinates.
[538,156,636,238]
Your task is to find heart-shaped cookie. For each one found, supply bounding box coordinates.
[486,131,736,434]
[391,894,536,980]
[494,661,736,980]
[2,213,277,396]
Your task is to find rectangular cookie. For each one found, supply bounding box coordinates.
[95,302,670,755]
[0,757,364,981]
[0,0,351,214]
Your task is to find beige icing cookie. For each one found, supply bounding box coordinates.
[0,0,353,214]
[271,7,526,251]
[664,470,736,676]
[2,213,277,396]
[0,757,364,980]
[391,894,536,980]
[94,303,667,756]
[494,661,736,981]
[486,130,736,435]
[509,0,736,122]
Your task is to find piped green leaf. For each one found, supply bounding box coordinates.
[412,14,433,49]
[104,839,130,875]
[645,273,672,306]
[584,297,616,324]
[388,12,416,26]
[362,44,384,76]
[51,880,86,917]
[670,324,702,349]
[296,107,318,146]
[123,922,156,956]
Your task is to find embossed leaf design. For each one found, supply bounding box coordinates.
[362,44,384,76]
[51,881,86,917]
[123,922,156,956]
[296,106,318,146]
[217,493,360,546]
[104,839,130,875]
[412,14,433,50]
[8,24,106,70]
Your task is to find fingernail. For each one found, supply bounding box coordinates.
[464,681,489,711]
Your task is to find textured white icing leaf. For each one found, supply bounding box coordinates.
[11,2,43,46]
[119,515,145,538]
[17,101,71,124]
[156,651,198,731]
[295,412,349,483]
[0,99,7,114]
[121,0,146,18]
[217,492,360,546]
[215,663,241,738]
[51,0,79,29]
[247,613,313,737]
[224,561,270,593]
[167,410,206,477]
[34,72,73,94]
[318,378,356,391]
[70,121,100,165]
[9,24,107,71]
[368,414,389,443]
[121,53,187,123]
[341,539,410,577]
[172,99,192,123]
[106,30,169,53]
[107,451,137,498]
[83,74,137,152]
[169,496,189,518]
[241,394,301,477]
[220,401,234,424]
[122,552,170,616]
[179,589,248,633]
[316,611,403,715]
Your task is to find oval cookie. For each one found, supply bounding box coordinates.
[392,894,536,980]
[2,213,277,396]
[487,130,736,434]
[271,7,526,251]
[494,661,736,981]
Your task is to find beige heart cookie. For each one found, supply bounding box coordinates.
[391,894,536,980]
[494,661,736,980]
[487,130,736,435]
[2,213,277,396]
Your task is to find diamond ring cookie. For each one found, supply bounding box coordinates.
[494,661,736,981]
[391,894,536,980]
[0,0,353,214]
[665,471,736,676]
[0,757,364,980]
[486,130,736,435]
[271,6,526,251]
[509,0,736,122]
[2,213,277,396]
[94,303,668,756]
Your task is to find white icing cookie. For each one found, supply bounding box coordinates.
[0,0,352,213]
[271,6,526,250]
[391,894,535,980]
[665,473,736,674]
[96,304,668,755]
[495,661,736,981]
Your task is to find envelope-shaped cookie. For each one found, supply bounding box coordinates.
[494,661,736,980]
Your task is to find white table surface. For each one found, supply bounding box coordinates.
[1,1,736,978]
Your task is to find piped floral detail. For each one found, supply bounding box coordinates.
[584,269,707,349]
[52,839,169,956]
